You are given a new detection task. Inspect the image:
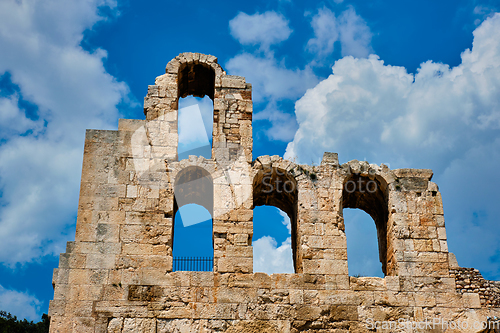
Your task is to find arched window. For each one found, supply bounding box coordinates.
[177,62,215,161]
[253,167,298,273]
[173,166,214,271]
[342,174,389,276]
[178,61,215,100]
[172,204,213,271]
[344,209,384,277]
[252,205,294,274]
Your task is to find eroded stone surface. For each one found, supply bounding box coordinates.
[48,53,500,333]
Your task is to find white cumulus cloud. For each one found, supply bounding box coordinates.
[0,0,129,264]
[253,208,294,274]
[253,236,294,274]
[285,13,500,278]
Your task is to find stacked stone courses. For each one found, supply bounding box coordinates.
[451,268,500,308]
[49,53,500,332]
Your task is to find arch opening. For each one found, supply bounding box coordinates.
[176,62,215,161]
[173,166,214,271]
[344,208,384,277]
[252,205,294,274]
[172,204,213,271]
[342,174,389,275]
[253,167,298,273]
[178,62,215,100]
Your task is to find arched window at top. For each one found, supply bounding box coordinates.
[344,208,384,277]
[177,62,215,161]
[253,167,298,273]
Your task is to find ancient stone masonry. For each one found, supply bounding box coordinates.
[451,267,500,308]
[49,53,500,332]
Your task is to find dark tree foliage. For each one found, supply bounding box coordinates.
[0,311,49,333]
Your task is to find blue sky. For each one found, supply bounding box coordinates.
[0,0,500,321]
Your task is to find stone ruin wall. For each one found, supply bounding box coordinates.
[452,268,500,308]
[48,53,500,332]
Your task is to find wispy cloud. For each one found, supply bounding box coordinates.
[227,10,320,142]
[226,54,318,103]
[307,6,373,60]
[253,101,298,143]
[337,7,373,58]
[0,0,129,264]
[306,7,339,57]
[227,6,374,143]
[229,11,292,52]
[0,285,42,321]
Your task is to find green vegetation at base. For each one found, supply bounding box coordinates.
[0,311,49,333]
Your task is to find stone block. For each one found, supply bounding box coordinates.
[233,233,249,246]
[126,185,138,198]
[435,292,464,308]
[413,261,449,277]
[194,303,238,320]
[48,299,66,317]
[318,290,364,306]
[416,252,440,263]
[321,152,339,167]
[437,227,447,240]
[215,245,252,258]
[374,291,412,307]
[58,253,87,269]
[448,252,459,269]
[289,289,304,304]
[409,226,437,239]
[393,168,433,180]
[414,239,433,252]
[69,284,103,301]
[75,220,97,242]
[222,75,246,89]
[96,223,120,242]
[435,214,445,227]
[217,257,252,274]
[86,254,116,269]
[122,318,156,333]
[462,292,481,308]
[228,273,271,289]
[384,276,400,291]
[414,292,436,307]
[107,318,123,333]
[439,240,448,252]
[72,317,95,333]
[216,287,256,303]
[294,305,322,321]
[350,277,385,291]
